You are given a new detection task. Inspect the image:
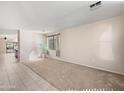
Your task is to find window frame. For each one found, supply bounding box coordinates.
[48,33,60,50]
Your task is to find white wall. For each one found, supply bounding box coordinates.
[59,15,124,75]
[0,34,17,42]
[19,30,43,62]
[0,38,6,54]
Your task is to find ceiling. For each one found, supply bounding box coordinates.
[0,1,124,32]
[0,29,17,34]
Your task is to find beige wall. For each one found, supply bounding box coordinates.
[59,15,124,75]
[0,38,6,54]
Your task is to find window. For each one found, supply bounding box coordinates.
[48,33,60,50]
[48,36,54,50]
[6,42,18,53]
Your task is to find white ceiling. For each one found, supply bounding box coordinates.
[0,1,124,32]
[0,29,17,34]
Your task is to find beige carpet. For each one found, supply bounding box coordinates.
[23,58,124,91]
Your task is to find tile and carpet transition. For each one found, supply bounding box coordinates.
[23,58,124,91]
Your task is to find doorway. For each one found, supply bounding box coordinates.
[0,29,19,61]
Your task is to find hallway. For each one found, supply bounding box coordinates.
[0,54,57,91]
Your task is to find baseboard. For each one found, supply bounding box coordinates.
[48,56,124,76]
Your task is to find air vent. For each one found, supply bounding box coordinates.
[90,1,102,10]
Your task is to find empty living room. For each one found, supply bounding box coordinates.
[0,0,124,92]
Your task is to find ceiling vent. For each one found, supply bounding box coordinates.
[90,1,102,10]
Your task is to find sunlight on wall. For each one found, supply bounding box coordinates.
[29,33,42,61]
[99,24,114,61]
[29,50,41,61]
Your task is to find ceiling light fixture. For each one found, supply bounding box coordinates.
[90,1,102,10]
[4,37,7,40]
